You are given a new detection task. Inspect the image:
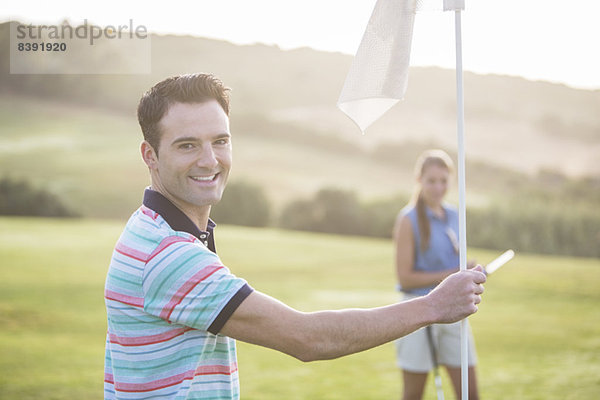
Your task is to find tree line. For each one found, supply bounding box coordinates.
[2,176,597,258]
[212,181,600,259]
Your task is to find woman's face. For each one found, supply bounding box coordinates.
[419,164,450,207]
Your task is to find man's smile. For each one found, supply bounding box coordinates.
[189,173,218,183]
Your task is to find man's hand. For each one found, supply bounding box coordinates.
[425,265,486,324]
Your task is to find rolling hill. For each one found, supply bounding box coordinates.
[0,20,598,218]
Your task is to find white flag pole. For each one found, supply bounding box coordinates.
[456,10,469,399]
[443,0,468,399]
[338,2,470,394]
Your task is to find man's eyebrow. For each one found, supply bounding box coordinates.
[171,133,230,146]
[171,136,198,145]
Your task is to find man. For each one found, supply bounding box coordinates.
[104,73,486,400]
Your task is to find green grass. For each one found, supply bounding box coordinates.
[1,216,599,399]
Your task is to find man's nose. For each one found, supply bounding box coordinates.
[196,145,218,169]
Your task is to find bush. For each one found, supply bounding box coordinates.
[278,199,315,232]
[279,188,408,238]
[210,180,271,227]
[0,177,78,217]
[467,201,600,258]
[279,188,365,235]
[361,194,409,238]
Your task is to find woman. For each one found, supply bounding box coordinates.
[393,149,480,400]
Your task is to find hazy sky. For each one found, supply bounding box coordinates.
[3,0,599,90]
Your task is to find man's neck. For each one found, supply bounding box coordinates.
[150,186,211,231]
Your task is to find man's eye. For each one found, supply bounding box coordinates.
[179,143,194,150]
[215,139,229,145]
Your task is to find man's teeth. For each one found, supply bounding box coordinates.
[191,175,216,182]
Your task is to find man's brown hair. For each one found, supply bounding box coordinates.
[137,73,231,153]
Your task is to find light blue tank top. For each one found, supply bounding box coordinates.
[399,203,460,296]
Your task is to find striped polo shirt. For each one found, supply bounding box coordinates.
[104,189,253,399]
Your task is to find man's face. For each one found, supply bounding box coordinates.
[144,100,232,220]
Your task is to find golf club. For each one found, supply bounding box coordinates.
[485,249,515,275]
[426,325,445,400]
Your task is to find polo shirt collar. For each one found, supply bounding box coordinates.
[142,188,216,253]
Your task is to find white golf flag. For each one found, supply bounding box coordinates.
[337,0,418,133]
[337,0,464,133]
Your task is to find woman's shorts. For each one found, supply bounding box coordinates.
[395,295,478,373]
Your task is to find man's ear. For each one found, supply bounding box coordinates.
[141,141,158,169]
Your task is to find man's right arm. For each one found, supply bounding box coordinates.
[220,266,486,362]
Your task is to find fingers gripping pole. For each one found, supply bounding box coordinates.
[444,0,468,399]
